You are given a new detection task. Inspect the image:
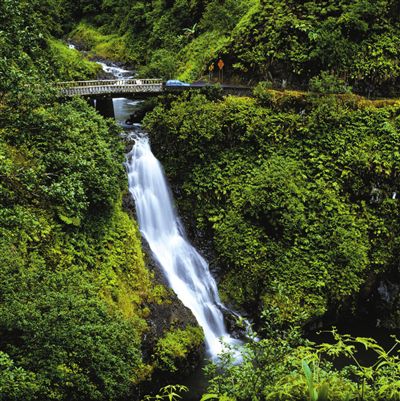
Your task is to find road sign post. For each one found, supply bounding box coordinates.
[217,59,224,82]
[209,63,214,80]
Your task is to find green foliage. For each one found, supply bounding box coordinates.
[309,72,352,94]
[48,39,101,80]
[0,2,208,400]
[0,88,167,398]
[227,0,400,94]
[253,81,274,101]
[69,22,111,49]
[65,0,255,82]
[68,1,204,68]
[64,0,400,92]
[139,49,178,80]
[143,384,189,401]
[203,328,400,401]
[302,361,329,401]
[0,0,102,101]
[154,326,204,372]
[0,0,55,101]
[317,329,400,401]
[145,93,400,327]
[200,394,234,401]
[177,31,230,82]
[0,249,143,401]
[0,352,40,400]
[2,98,125,224]
[199,0,257,35]
[69,22,132,62]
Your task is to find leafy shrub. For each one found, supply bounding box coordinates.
[203,328,400,401]
[145,93,400,328]
[0,352,40,401]
[309,72,352,94]
[0,243,144,401]
[69,22,132,62]
[0,4,206,400]
[48,39,101,80]
[154,326,204,372]
[143,385,189,401]
[227,0,400,94]
[253,81,274,104]
[138,49,178,80]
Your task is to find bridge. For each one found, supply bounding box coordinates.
[56,79,164,98]
[56,79,252,117]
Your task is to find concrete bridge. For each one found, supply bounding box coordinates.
[56,79,164,98]
[56,79,252,117]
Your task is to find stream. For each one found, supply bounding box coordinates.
[98,61,239,356]
[97,61,241,398]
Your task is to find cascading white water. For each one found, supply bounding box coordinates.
[126,134,238,358]
[96,61,133,79]
[96,60,240,358]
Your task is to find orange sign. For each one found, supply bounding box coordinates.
[217,59,224,70]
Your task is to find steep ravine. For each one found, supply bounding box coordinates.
[95,61,207,394]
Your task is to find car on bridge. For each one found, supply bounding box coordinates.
[165,79,191,87]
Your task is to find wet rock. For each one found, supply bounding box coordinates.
[377,280,399,304]
[374,276,400,329]
[122,190,136,213]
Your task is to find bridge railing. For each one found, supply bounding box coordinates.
[55,79,163,88]
[56,79,164,96]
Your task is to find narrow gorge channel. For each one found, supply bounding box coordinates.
[99,62,239,361]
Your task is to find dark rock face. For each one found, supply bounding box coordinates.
[368,271,400,330]
[343,268,400,330]
[305,267,400,338]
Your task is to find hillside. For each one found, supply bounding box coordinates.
[1,0,400,400]
[67,0,400,95]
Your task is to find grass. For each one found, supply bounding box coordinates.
[69,23,134,62]
[48,39,101,80]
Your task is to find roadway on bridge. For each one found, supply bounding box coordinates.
[56,79,251,98]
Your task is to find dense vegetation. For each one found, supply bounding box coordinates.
[144,88,400,400]
[202,327,400,401]
[145,90,400,329]
[0,1,203,400]
[67,0,400,95]
[2,0,400,400]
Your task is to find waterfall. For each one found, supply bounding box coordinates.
[96,61,133,79]
[126,133,238,358]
